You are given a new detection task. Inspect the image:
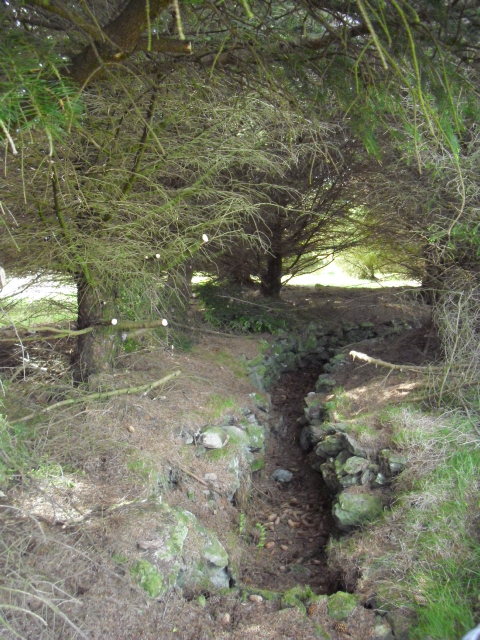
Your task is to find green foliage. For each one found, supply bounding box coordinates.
[337,244,420,282]
[0,31,82,152]
[255,522,266,548]
[238,512,246,536]
[195,282,287,334]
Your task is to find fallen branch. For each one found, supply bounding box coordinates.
[349,350,439,373]
[9,370,181,425]
[0,317,250,341]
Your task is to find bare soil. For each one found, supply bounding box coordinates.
[0,284,436,639]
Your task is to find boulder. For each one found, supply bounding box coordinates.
[332,489,383,531]
[334,449,354,475]
[134,504,230,595]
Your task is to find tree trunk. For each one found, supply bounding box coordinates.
[73,276,121,381]
[261,252,283,297]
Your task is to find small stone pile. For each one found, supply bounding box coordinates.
[301,395,407,531]
[247,320,413,391]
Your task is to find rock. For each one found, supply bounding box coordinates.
[279,351,301,373]
[360,468,374,485]
[311,458,324,473]
[204,473,217,482]
[249,594,263,603]
[131,560,164,597]
[343,433,367,457]
[220,613,231,625]
[315,374,336,393]
[223,425,250,447]
[332,489,383,531]
[246,422,265,451]
[327,591,358,621]
[343,455,369,476]
[300,423,335,451]
[179,429,194,444]
[247,413,258,424]
[372,616,395,640]
[304,393,325,420]
[315,433,345,457]
[248,392,270,411]
[320,461,339,493]
[338,474,360,488]
[385,609,414,640]
[271,469,293,483]
[199,427,229,449]
[379,449,407,476]
[334,449,353,475]
[372,472,389,487]
[133,504,230,595]
[289,564,312,578]
[300,426,314,451]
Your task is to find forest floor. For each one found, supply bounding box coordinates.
[0,284,442,639]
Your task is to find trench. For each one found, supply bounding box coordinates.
[238,364,344,595]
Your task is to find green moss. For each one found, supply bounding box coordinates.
[205,394,239,419]
[327,591,358,620]
[131,560,165,598]
[206,446,231,461]
[250,454,264,471]
[282,584,315,612]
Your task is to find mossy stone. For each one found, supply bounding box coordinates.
[333,489,383,531]
[327,591,358,620]
[246,422,265,450]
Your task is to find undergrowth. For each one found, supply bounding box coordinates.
[194,282,288,334]
[329,406,480,639]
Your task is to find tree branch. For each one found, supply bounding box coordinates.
[67,0,174,86]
